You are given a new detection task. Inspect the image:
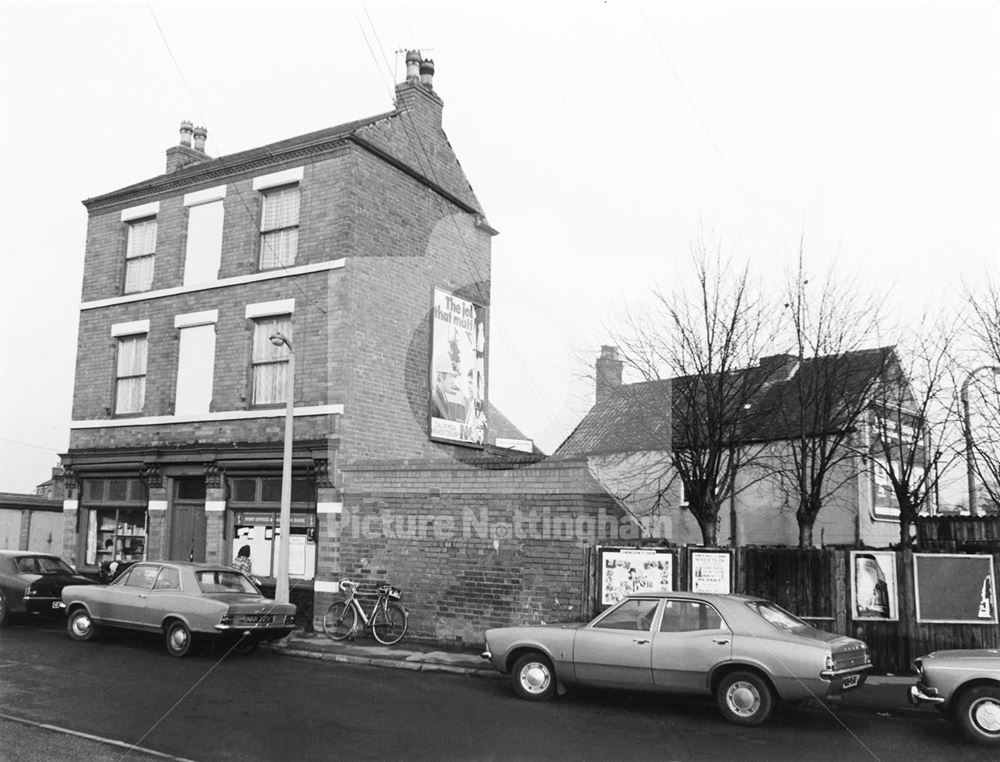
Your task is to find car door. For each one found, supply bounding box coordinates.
[651,598,732,693]
[107,563,160,628]
[139,565,184,629]
[572,598,659,689]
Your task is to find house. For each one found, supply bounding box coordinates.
[58,52,625,640]
[556,345,907,548]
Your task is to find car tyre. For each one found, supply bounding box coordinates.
[511,652,556,701]
[717,671,775,726]
[956,685,1000,746]
[67,608,98,641]
[165,620,193,657]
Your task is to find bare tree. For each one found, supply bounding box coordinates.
[605,240,778,546]
[961,270,1000,511]
[777,250,889,547]
[864,318,965,545]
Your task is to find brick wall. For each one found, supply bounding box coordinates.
[334,457,627,645]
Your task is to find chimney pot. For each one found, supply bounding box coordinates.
[405,50,421,82]
[419,58,435,89]
[179,120,194,148]
[192,125,207,153]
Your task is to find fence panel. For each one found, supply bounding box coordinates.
[737,547,836,625]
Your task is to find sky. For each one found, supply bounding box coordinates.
[0,0,997,494]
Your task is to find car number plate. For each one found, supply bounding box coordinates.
[842,674,860,689]
[243,614,272,624]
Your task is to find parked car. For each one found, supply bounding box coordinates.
[61,561,296,657]
[0,550,97,626]
[482,592,872,726]
[910,648,1000,746]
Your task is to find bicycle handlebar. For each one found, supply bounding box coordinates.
[339,579,360,593]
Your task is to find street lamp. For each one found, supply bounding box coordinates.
[960,365,1000,516]
[270,331,294,604]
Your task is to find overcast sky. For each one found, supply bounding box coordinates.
[0,0,996,494]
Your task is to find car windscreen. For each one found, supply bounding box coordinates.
[196,570,260,594]
[745,600,808,631]
[14,556,75,575]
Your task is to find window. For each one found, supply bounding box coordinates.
[593,599,659,631]
[659,600,724,633]
[251,316,291,405]
[123,565,159,589]
[183,198,224,285]
[153,566,181,591]
[259,185,299,269]
[115,334,148,415]
[124,218,157,292]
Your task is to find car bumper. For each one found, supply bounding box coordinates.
[215,625,295,642]
[909,683,947,707]
[24,598,67,616]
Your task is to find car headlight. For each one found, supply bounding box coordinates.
[824,653,835,671]
[23,587,37,598]
[219,615,233,626]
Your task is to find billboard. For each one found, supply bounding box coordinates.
[914,553,997,624]
[598,546,675,606]
[429,288,487,446]
[850,550,898,620]
[689,549,733,594]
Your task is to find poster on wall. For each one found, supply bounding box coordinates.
[850,550,899,620]
[429,287,487,447]
[689,549,733,594]
[598,546,675,606]
[914,553,997,624]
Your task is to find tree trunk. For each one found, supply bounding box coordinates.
[798,520,814,548]
[700,520,718,547]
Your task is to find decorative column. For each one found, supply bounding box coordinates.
[60,466,80,566]
[205,464,227,564]
[143,465,167,560]
[313,459,343,630]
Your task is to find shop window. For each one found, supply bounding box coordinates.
[81,478,148,568]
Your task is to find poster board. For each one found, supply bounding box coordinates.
[688,549,734,594]
[914,553,997,624]
[428,287,487,447]
[850,550,899,621]
[598,546,675,606]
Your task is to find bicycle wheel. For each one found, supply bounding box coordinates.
[323,601,358,641]
[371,601,408,645]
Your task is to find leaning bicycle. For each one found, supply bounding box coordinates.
[322,579,408,645]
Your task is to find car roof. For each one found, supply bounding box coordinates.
[624,592,760,602]
[0,550,61,558]
[130,560,238,573]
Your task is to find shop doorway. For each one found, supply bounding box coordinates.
[169,478,207,562]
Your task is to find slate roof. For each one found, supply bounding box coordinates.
[556,346,897,457]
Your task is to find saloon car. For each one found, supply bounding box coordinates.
[482,592,872,726]
[0,550,97,626]
[61,561,296,657]
[910,648,1000,746]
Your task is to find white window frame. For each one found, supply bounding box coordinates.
[250,315,292,406]
[123,216,157,294]
[113,328,149,416]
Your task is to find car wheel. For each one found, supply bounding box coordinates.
[956,685,1000,746]
[511,652,556,701]
[67,608,98,641]
[165,620,193,657]
[717,671,775,726]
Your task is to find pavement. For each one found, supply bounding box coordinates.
[263,629,930,718]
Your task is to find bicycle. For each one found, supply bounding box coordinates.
[322,579,408,645]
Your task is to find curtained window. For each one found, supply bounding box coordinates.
[124,218,157,292]
[115,334,148,415]
[259,185,299,269]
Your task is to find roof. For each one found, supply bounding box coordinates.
[84,89,485,217]
[0,492,63,511]
[556,346,897,457]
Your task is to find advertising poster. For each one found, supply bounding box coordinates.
[599,547,675,606]
[429,288,487,447]
[690,550,733,594]
[914,554,997,624]
[850,551,898,620]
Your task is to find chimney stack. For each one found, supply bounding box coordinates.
[394,49,443,127]
[192,125,207,153]
[166,119,211,173]
[595,345,623,406]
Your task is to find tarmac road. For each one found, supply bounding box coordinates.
[0,620,989,761]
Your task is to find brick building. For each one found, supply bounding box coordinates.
[60,53,626,640]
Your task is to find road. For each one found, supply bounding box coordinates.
[0,621,988,761]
